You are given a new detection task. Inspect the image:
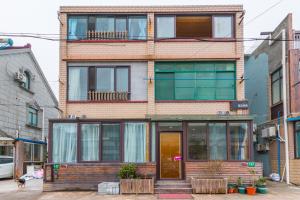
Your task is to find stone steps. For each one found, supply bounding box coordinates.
[154,180,192,194]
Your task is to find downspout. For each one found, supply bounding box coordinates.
[277,112,281,177]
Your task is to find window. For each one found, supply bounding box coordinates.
[27,107,38,127]
[102,124,120,161]
[156,16,175,38]
[52,123,77,163]
[151,123,156,162]
[124,122,147,163]
[81,124,100,161]
[68,67,88,100]
[68,16,88,40]
[229,123,249,160]
[95,17,114,32]
[187,123,207,160]
[96,67,129,92]
[24,143,43,162]
[295,122,300,158]
[271,68,283,105]
[0,157,13,164]
[21,72,30,90]
[116,18,127,32]
[209,123,227,160]
[155,62,235,100]
[213,16,233,38]
[128,16,147,40]
[176,16,212,38]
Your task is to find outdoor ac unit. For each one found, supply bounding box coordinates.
[15,71,25,83]
[261,127,276,138]
[68,114,77,119]
[256,143,270,152]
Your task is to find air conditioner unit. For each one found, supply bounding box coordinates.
[68,114,77,119]
[256,143,270,152]
[261,127,276,138]
[15,72,25,83]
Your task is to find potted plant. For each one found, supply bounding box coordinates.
[237,177,246,194]
[246,169,257,195]
[256,176,268,194]
[118,163,154,194]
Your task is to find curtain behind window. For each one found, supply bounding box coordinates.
[68,17,87,40]
[95,17,114,32]
[209,123,227,160]
[124,123,147,163]
[53,123,77,163]
[229,123,248,160]
[213,16,233,38]
[68,67,88,100]
[96,68,114,92]
[81,124,99,161]
[102,124,120,161]
[128,17,147,40]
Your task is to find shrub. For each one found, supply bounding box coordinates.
[118,163,138,179]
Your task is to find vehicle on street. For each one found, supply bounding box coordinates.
[0,156,13,179]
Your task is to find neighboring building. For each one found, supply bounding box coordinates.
[45,5,262,191]
[0,44,59,178]
[245,14,300,184]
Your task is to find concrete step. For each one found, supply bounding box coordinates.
[155,180,192,194]
[155,187,193,194]
[155,183,191,188]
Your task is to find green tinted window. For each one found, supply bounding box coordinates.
[155,73,175,100]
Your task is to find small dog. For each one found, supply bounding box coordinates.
[17,178,26,188]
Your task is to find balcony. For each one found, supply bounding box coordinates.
[87,31,128,40]
[88,91,129,101]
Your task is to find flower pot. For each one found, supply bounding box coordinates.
[257,186,268,194]
[238,187,246,194]
[228,188,234,193]
[246,187,256,195]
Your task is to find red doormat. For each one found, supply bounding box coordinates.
[158,194,193,199]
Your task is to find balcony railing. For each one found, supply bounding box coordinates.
[88,91,129,101]
[87,30,128,40]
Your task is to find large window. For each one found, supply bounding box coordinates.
[81,124,100,161]
[96,67,129,92]
[68,67,88,100]
[124,122,147,163]
[271,68,283,105]
[155,62,236,100]
[24,143,43,162]
[213,16,233,38]
[187,123,207,160]
[295,122,300,158]
[229,123,249,160]
[68,15,147,40]
[102,124,120,161]
[209,123,227,160]
[27,107,38,127]
[155,15,233,39]
[68,16,88,40]
[52,123,77,163]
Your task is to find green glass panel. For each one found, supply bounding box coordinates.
[215,63,235,71]
[175,62,194,71]
[175,87,195,100]
[155,63,174,72]
[155,73,175,100]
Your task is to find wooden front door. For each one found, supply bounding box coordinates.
[160,132,182,179]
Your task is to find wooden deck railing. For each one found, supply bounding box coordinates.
[87,30,128,40]
[88,91,129,101]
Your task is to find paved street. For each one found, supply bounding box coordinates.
[1,179,300,200]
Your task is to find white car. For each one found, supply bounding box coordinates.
[0,156,13,179]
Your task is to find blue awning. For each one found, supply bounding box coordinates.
[287,116,300,122]
[15,138,47,145]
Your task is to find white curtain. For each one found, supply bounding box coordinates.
[124,123,146,163]
[213,16,232,38]
[81,124,99,161]
[53,123,77,163]
[68,17,87,40]
[68,67,88,100]
[209,123,227,160]
[128,17,147,40]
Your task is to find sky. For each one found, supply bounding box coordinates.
[0,0,299,98]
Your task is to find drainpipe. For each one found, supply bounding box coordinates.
[277,112,281,178]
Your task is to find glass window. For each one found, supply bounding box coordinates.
[295,122,300,158]
[156,16,175,38]
[116,68,129,92]
[96,68,114,92]
[271,68,282,104]
[21,72,30,90]
[158,122,182,131]
[102,124,120,161]
[213,16,233,38]
[124,123,147,163]
[68,16,88,40]
[33,144,42,162]
[116,18,127,32]
[28,107,38,127]
[68,67,88,100]
[187,123,207,160]
[229,123,249,160]
[209,123,227,160]
[81,124,100,161]
[0,157,13,164]
[176,16,212,38]
[52,123,77,163]
[95,17,115,32]
[155,62,235,100]
[24,143,32,161]
[128,16,147,40]
[151,123,156,162]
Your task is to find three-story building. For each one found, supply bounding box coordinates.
[45,5,262,191]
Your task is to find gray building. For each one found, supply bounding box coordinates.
[0,44,59,177]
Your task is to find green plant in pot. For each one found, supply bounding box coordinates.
[246,169,257,195]
[256,176,268,194]
[237,177,246,194]
[118,163,139,179]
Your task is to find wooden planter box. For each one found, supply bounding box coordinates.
[120,177,154,194]
[191,177,228,194]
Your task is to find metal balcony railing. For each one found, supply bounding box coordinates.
[87,30,128,40]
[88,91,129,101]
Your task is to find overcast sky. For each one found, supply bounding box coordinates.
[1,0,299,98]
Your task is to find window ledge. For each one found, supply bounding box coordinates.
[19,85,34,95]
[26,124,41,130]
[154,38,235,42]
[67,39,147,43]
[67,100,148,104]
[155,100,235,103]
